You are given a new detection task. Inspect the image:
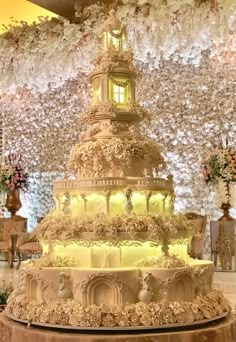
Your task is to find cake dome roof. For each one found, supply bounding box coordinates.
[102,8,122,32]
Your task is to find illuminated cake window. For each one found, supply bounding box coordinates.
[109,78,130,109]
[114,83,125,103]
[103,30,123,50]
[92,78,101,104]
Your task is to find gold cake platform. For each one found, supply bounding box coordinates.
[1,313,236,342]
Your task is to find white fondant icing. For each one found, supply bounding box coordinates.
[18,260,214,307]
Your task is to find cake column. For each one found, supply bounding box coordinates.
[145,190,152,213]
[105,189,111,215]
[80,193,88,213]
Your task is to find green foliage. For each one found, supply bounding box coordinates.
[0,281,13,305]
[201,147,236,184]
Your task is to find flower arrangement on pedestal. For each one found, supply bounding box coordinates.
[0,154,29,216]
[0,154,28,192]
[201,145,236,221]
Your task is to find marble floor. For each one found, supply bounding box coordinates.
[0,262,20,289]
[0,261,236,311]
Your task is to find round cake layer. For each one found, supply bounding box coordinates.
[20,261,213,306]
[6,261,228,328]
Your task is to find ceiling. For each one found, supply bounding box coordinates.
[0,0,56,32]
[0,0,115,32]
[27,0,115,18]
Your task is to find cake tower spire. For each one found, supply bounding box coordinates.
[80,8,140,141]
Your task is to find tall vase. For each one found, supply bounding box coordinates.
[219,182,235,222]
[5,189,22,217]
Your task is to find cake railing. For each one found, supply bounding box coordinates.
[53,176,174,193]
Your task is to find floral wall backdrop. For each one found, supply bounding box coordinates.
[0,113,2,157]
[0,0,236,251]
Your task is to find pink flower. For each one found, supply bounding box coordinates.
[230,149,235,155]
[227,155,232,161]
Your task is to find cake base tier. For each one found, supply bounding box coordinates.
[18,261,213,305]
[1,313,236,342]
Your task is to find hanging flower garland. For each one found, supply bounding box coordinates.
[0,0,235,91]
[109,77,129,88]
[109,29,124,39]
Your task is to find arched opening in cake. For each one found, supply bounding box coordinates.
[83,276,121,306]
[29,278,39,300]
[167,273,195,302]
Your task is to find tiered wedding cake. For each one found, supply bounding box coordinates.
[6,10,230,328]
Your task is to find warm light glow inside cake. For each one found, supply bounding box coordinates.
[53,191,174,217]
[41,241,190,268]
[6,9,231,329]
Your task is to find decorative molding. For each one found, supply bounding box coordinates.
[78,272,133,305]
[160,269,195,302]
[194,266,214,295]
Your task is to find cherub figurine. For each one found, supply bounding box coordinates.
[138,272,153,303]
[58,272,73,300]
[62,192,71,215]
[123,187,133,214]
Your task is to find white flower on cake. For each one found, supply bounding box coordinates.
[135,255,187,268]
[6,289,231,327]
[67,137,165,178]
[29,255,79,268]
[34,211,193,242]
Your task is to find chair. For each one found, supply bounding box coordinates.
[16,230,42,269]
[185,212,207,259]
[0,216,27,268]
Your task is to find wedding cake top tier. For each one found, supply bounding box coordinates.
[66,10,166,180]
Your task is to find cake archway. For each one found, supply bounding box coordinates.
[29,278,38,301]
[80,273,133,306]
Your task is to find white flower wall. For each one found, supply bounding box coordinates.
[0,1,236,248]
[1,78,89,171]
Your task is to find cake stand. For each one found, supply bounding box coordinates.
[1,312,236,342]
